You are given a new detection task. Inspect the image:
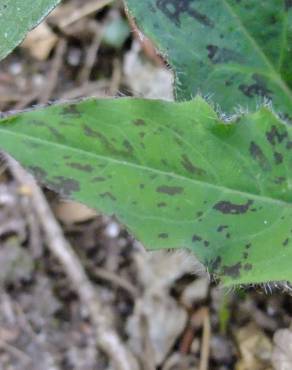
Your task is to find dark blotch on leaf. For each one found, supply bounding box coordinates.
[181,154,205,176]
[100,192,116,201]
[266,125,288,146]
[156,0,214,28]
[28,166,47,180]
[283,238,289,247]
[156,185,183,195]
[123,140,134,154]
[157,202,167,208]
[285,0,292,10]
[222,262,242,278]
[206,45,242,64]
[217,225,228,232]
[244,263,253,271]
[249,141,270,171]
[209,256,222,272]
[68,162,93,173]
[133,119,145,126]
[192,234,202,243]
[92,176,106,182]
[274,176,286,184]
[213,200,253,215]
[158,233,169,239]
[239,74,272,99]
[273,151,283,165]
[61,104,81,116]
[48,176,80,196]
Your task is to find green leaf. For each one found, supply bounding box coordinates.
[0,97,291,286]
[124,0,292,121]
[0,0,60,61]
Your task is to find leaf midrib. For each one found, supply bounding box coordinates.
[1,127,291,208]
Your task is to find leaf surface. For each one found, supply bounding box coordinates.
[125,0,292,120]
[0,97,291,286]
[0,0,60,61]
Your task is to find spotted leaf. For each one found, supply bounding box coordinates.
[0,97,291,286]
[0,0,60,61]
[125,0,292,121]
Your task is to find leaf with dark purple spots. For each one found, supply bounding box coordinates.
[125,0,292,119]
[0,97,291,287]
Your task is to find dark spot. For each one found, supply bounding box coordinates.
[83,124,133,157]
[217,225,228,232]
[243,252,249,259]
[209,256,222,272]
[157,202,167,207]
[286,141,292,150]
[68,162,93,173]
[196,211,203,218]
[92,176,106,182]
[48,127,65,141]
[123,140,134,154]
[100,192,116,201]
[249,141,270,170]
[222,262,242,278]
[156,185,183,195]
[139,132,146,138]
[61,104,81,116]
[133,119,145,126]
[207,44,242,64]
[47,176,80,196]
[133,119,146,126]
[245,243,251,249]
[274,176,286,184]
[226,233,231,239]
[204,240,209,247]
[283,238,289,247]
[213,200,253,215]
[285,0,292,10]
[156,0,214,28]
[28,166,47,180]
[266,125,288,145]
[239,74,272,99]
[139,184,145,189]
[83,124,100,138]
[181,154,205,176]
[244,263,253,271]
[274,151,283,164]
[192,234,202,242]
[158,233,169,239]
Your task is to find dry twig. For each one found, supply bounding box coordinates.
[4,154,139,370]
[199,308,211,370]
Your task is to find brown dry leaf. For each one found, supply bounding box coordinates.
[21,22,58,61]
[235,323,273,370]
[272,329,292,370]
[127,251,204,365]
[53,200,97,224]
